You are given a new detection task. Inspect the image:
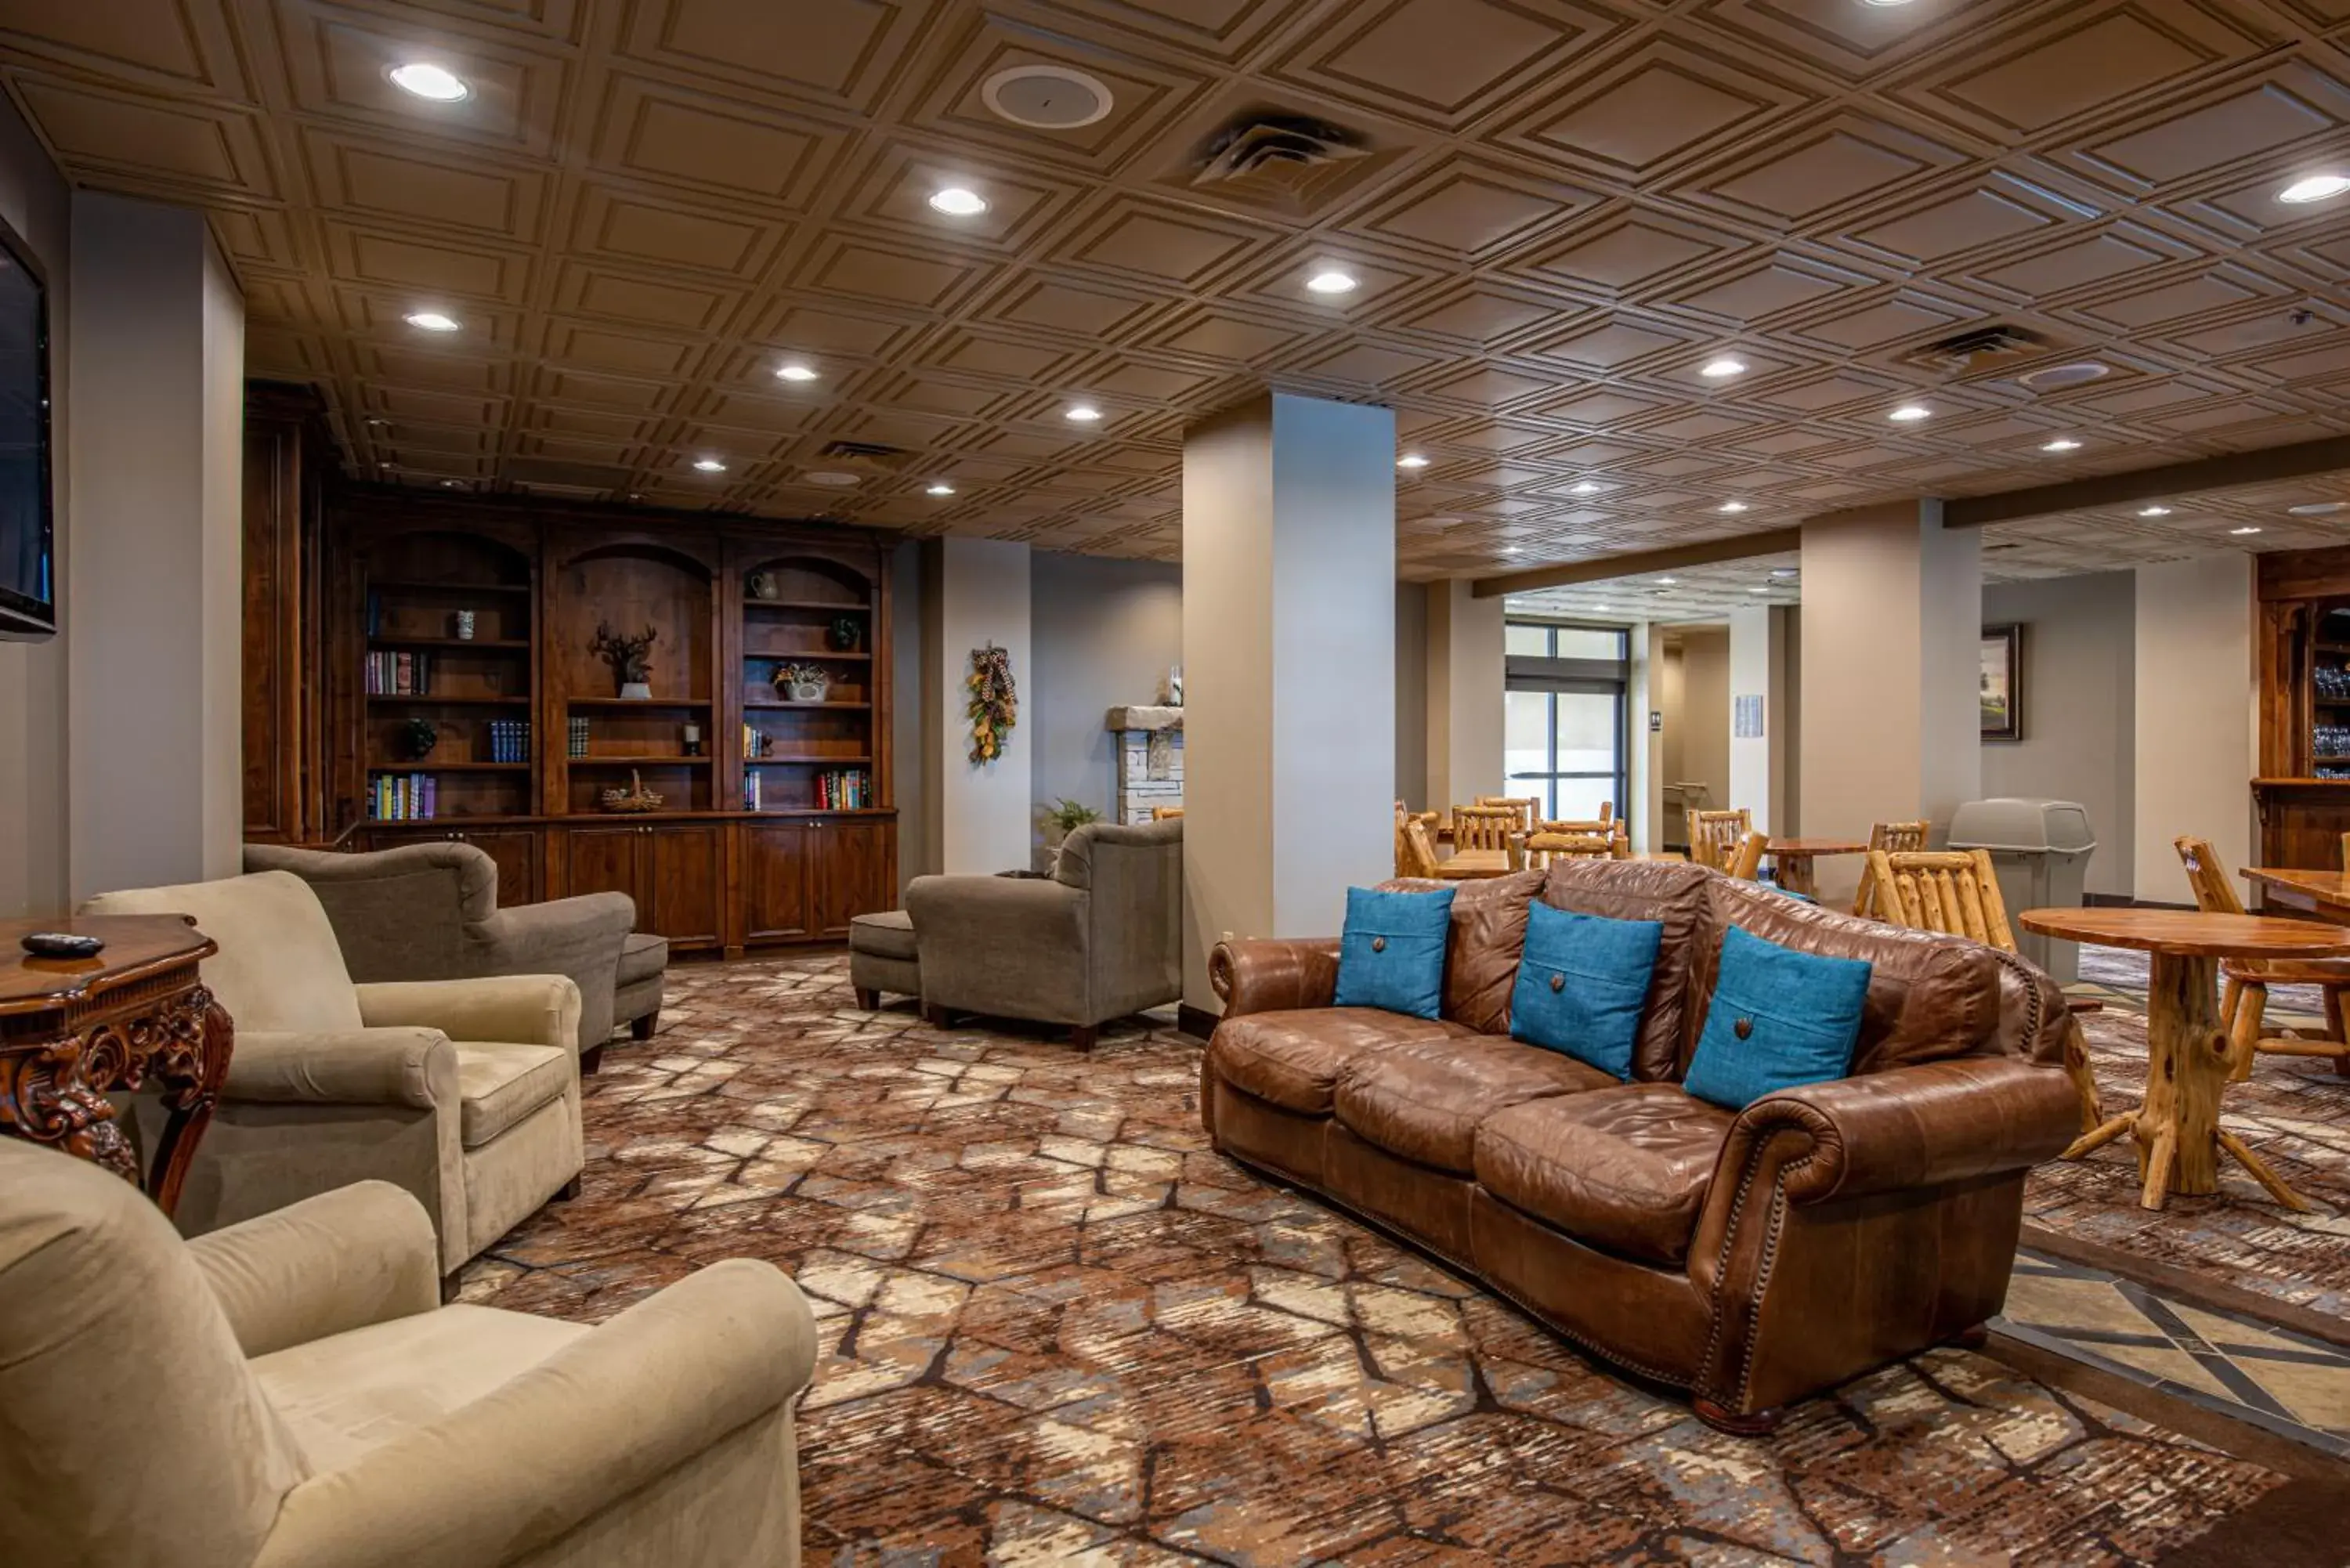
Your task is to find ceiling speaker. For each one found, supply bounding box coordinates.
[2016,362,2113,391]
[982,65,1112,129]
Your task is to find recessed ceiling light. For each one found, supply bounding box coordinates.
[2280,174,2350,205]
[804,471,862,488]
[1701,356,1748,379]
[1860,0,1918,6]
[1889,404,1931,422]
[1306,269,1358,295]
[1065,403,1103,423]
[1502,546,1521,555]
[1594,602,1611,612]
[1658,576,1678,586]
[2041,438,2082,452]
[403,310,460,332]
[1770,566,1799,578]
[2232,525,2265,536]
[926,482,956,497]
[364,417,387,427]
[775,362,819,383]
[928,186,989,216]
[2289,501,2349,516]
[2138,505,2173,518]
[1397,453,1430,469]
[389,63,469,102]
[1749,585,1770,594]
[1719,501,1748,513]
[1571,481,1602,495]
[692,458,727,472]
[439,479,463,489]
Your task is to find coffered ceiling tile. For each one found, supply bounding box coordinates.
[911,327,1086,385]
[524,404,659,443]
[1957,222,2193,302]
[1786,289,1978,352]
[356,342,515,393]
[1498,39,1810,182]
[1135,303,1312,366]
[209,204,309,271]
[1522,313,1702,372]
[970,270,1166,344]
[1044,193,1276,288]
[321,220,532,305]
[1286,338,1445,389]
[2064,262,2289,331]
[550,258,742,334]
[567,183,784,280]
[530,365,678,414]
[0,0,242,92]
[273,0,568,158]
[1345,154,1595,262]
[790,233,994,314]
[1527,386,1676,428]
[1838,175,2081,269]
[13,74,274,198]
[301,127,548,240]
[829,139,1077,254]
[1509,207,1747,298]
[613,0,935,115]
[1677,113,1967,228]
[541,319,709,378]
[1730,426,1846,457]
[1022,0,1300,62]
[1083,358,1224,402]
[744,300,929,362]
[902,10,1215,172]
[1662,251,1874,323]
[591,74,851,210]
[1689,0,2039,87]
[247,325,331,378]
[1388,282,1560,348]
[674,387,822,433]
[2164,301,2348,361]
[1752,368,1907,414]
[2054,62,2350,193]
[1896,2,2269,141]
[1263,0,1632,132]
[1412,362,1570,410]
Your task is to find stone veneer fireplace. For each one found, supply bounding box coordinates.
[1105,705,1182,824]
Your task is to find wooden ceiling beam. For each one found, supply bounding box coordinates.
[1941,436,2350,528]
[1469,528,1803,598]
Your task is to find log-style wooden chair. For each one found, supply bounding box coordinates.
[1476,796,1541,833]
[1523,832,1615,869]
[1150,806,1184,820]
[1451,804,1521,855]
[1394,818,1441,879]
[1851,819,1932,919]
[1539,816,1629,858]
[1868,848,2104,1133]
[2175,835,2350,1080]
[1727,830,1771,882]
[1687,808,1752,872]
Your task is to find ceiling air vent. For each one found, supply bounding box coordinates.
[814,440,908,472]
[1897,325,2048,374]
[1193,112,1368,184]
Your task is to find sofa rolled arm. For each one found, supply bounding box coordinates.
[1209,938,1341,1017]
[224,1028,457,1110]
[473,891,635,975]
[1731,1056,2081,1205]
[356,974,581,1050]
[252,1259,819,1568]
[190,1181,441,1357]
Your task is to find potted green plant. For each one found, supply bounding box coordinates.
[1042,797,1101,854]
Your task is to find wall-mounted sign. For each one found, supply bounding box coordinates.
[1734,694,1765,739]
[1649,710,1663,733]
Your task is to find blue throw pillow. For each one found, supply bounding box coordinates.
[1332,885,1455,1020]
[1510,901,1661,1081]
[1683,925,1873,1110]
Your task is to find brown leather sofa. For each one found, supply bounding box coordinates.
[1200,858,2080,1433]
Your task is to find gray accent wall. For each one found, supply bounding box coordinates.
[1030,550,1182,829]
[1981,570,2136,898]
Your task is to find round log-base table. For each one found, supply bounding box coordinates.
[2019,908,2350,1213]
[1762,837,1868,897]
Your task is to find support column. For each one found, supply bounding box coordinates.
[1182,392,1395,1010]
[919,536,1032,874]
[1629,623,1665,853]
[2133,555,2254,903]
[67,193,243,900]
[1798,500,1980,905]
[1425,578,1503,812]
[1729,605,1795,836]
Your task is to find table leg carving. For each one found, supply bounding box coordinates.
[144,992,230,1219]
[0,1039,137,1183]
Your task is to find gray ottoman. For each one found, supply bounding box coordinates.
[849,911,919,1010]
[613,932,668,1055]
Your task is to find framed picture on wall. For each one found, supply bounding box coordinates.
[1981,624,2023,742]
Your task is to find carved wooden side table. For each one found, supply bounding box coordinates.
[0,914,231,1216]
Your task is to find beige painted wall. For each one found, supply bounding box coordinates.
[1394,582,1428,811]
[2133,555,2254,905]
[920,536,1032,875]
[1678,627,1730,823]
[66,193,244,901]
[0,96,67,919]
[1426,577,1503,811]
[1981,572,2135,898]
[1728,605,1795,836]
[1030,550,1182,833]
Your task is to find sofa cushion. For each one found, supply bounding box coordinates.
[1540,859,1712,1083]
[1474,1086,1734,1266]
[617,930,670,985]
[1437,870,1544,1035]
[1208,1008,1474,1117]
[1334,886,1455,1019]
[847,912,916,963]
[1510,903,1661,1081]
[454,1044,573,1149]
[1335,1035,1616,1174]
[1684,925,1871,1111]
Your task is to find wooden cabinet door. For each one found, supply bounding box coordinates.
[810,817,891,937]
[737,821,815,944]
[457,827,540,906]
[645,823,725,948]
[558,823,646,911]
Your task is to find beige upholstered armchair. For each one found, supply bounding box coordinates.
[0,1141,816,1568]
[244,841,635,1066]
[81,870,584,1275]
[904,816,1181,1048]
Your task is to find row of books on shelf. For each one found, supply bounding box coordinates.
[486,719,533,763]
[370,773,438,821]
[366,650,434,695]
[737,769,873,811]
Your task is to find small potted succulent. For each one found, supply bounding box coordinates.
[772,661,830,703]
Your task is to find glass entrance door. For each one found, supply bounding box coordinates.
[1503,623,1628,821]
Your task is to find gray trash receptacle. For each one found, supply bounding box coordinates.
[1948,797,2097,982]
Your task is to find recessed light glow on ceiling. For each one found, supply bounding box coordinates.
[1860,0,1918,7]
[439,479,464,489]
[1771,566,1799,578]
[1719,501,1748,513]
[2041,438,2083,452]
[1397,453,1430,469]
[403,310,460,332]
[775,363,819,382]
[1700,356,1748,379]
[1571,481,1602,495]
[1305,269,1359,295]
[928,186,989,216]
[692,457,727,472]
[1658,577,1677,586]
[2289,501,2349,516]
[2279,174,2350,204]
[2232,526,2265,535]
[1749,585,1770,594]
[2138,505,2173,518]
[926,482,956,497]
[1889,404,1930,422]
[804,471,861,488]
[1065,403,1102,423]
[389,63,469,101]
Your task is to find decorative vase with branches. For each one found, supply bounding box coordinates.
[589,622,659,698]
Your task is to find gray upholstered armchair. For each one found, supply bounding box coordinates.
[904,817,1181,1048]
[246,842,635,1067]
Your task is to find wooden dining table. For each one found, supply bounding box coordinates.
[1762,836,1870,897]
[2022,907,2350,1212]
[2241,865,2350,923]
[1432,848,1516,880]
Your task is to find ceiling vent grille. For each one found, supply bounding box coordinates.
[1897,325,2048,373]
[1170,107,1390,217]
[814,440,909,474]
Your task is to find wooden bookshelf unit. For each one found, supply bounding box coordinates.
[2255,546,2350,874]
[313,490,897,956]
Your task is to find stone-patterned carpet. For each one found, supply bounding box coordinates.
[2026,996,2350,1324]
[460,956,2291,1566]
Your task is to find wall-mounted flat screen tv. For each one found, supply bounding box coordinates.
[0,212,51,641]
